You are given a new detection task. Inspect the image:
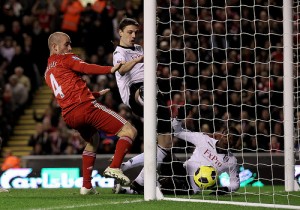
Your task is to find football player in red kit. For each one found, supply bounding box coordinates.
[44,32,137,195]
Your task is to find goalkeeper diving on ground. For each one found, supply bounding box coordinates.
[113,106,241,196]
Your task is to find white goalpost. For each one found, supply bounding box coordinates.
[283,0,295,192]
[144,0,300,208]
[144,0,158,201]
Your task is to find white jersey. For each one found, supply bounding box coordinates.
[113,44,144,106]
[172,119,240,193]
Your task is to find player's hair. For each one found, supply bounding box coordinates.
[48,32,69,50]
[118,18,139,31]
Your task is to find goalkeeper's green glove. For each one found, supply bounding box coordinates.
[209,186,229,196]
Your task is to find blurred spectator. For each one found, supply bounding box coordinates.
[269,135,281,153]
[1,150,20,171]
[92,0,106,14]
[3,0,23,18]
[31,0,57,33]
[31,142,45,155]
[210,22,227,62]
[0,36,15,63]
[167,93,184,118]
[117,103,132,120]
[60,0,84,46]
[112,9,126,40]
[8,43,35,80]
[13,66,31,93]
[124,0,140,18]
[0,24,7,42]
[68,130,85,154]
[10,20,23,46]
[0,0,290,155]
[99,138,115,154]
[49,128,69,155]
[28,122,52,155]
[256,121,270,151]
[33,98,61,128]
[6,74,28,115]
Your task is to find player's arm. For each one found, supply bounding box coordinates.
[65,54,122,74]
[92,88,110,98]
[227,162,240,192]
[172,118,205,146]
[114,55,143,76]
[210,162,240,196]
[172,106,206,145]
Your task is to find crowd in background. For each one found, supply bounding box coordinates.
[0,0,144,156]
[156,0,286,153]
[0,0,296,156]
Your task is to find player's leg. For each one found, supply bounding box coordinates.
[159,152,193,195]
[64,105,102,195]
[112,183,138,194]
[121,136,172,172]
[129,135,171,194]
[89,101,137,185]
[104,122,137,185]
[119,84,145,172]
[76,126,100,195]
[130,91,172,193]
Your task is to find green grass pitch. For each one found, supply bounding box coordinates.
[0,186,299,210]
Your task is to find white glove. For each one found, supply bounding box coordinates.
[171,118,183,134]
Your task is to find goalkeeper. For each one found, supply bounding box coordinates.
[169,108,241,195]
[114,107,240,195]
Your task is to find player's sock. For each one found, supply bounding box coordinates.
[110,136,132,168]
[82,150,96,189]
[124,187,138,194]
[157,145,168,169]
[134,168,144,186]
[121,153,144,171]
[121,186,138,194]
[134,145,169,186]
[121,145,168,172]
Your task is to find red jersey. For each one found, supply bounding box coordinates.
[44,53,112,117]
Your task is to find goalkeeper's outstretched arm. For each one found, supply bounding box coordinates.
[172,118,209,146]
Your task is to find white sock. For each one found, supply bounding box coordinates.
[121,153,144,172]
[134,146,168,186]
[134,168,144,186]
[123,187,138,194]
[157,145,168,170]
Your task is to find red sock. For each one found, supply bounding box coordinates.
[110,137,132,168]
[82,150,96,189]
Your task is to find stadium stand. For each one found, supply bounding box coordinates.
[0,0,144,162]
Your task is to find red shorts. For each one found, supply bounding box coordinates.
[64,100,127,142]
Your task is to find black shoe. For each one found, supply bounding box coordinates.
[130,181,144,194]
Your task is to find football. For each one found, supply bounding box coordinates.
[193,165,217,189]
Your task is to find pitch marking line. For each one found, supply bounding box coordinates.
[28,199,144,210]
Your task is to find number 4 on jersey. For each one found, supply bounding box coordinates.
[50,73,65,98]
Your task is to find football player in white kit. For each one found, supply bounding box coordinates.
[170,116,240,195]
[112,18,173,193]
[114,106,240,195]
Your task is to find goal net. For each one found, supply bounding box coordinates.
[144,0,300,209]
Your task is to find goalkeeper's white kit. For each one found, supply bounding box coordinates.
[113,44,144,107]
[172,119,240,193]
